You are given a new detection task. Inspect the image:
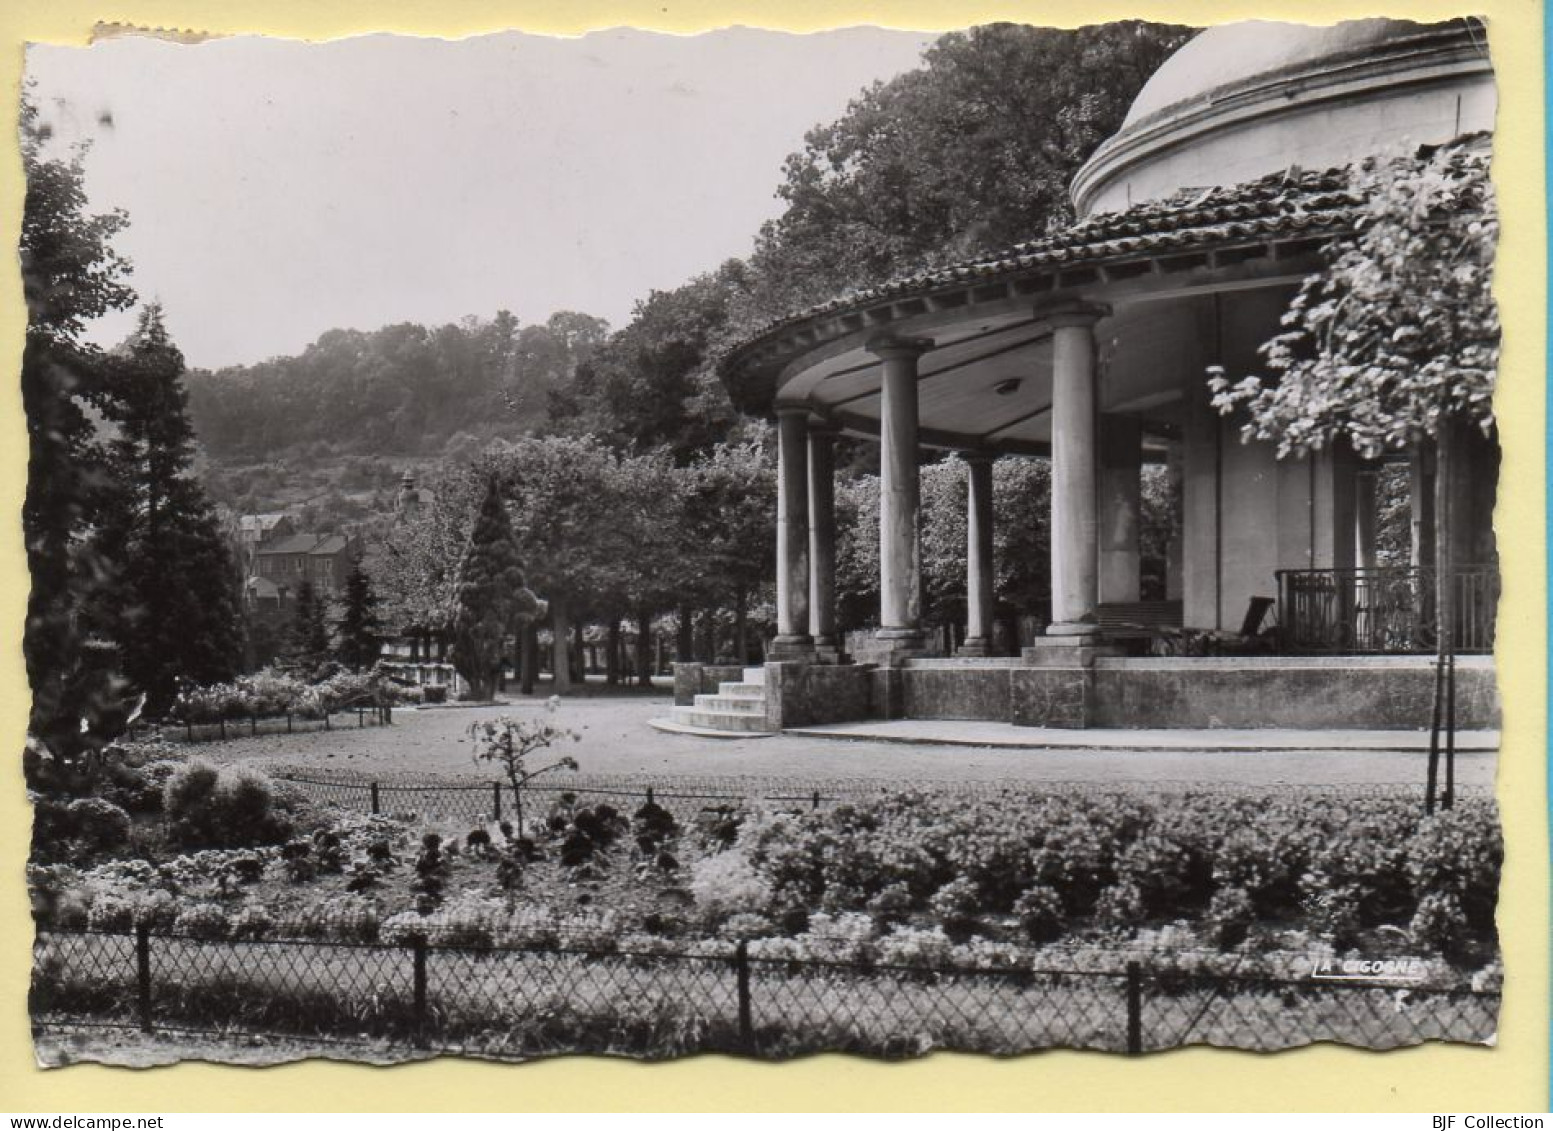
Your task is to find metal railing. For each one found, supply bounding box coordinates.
[30,926,1499,1058]
[1275,566,1498,654]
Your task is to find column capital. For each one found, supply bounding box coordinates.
[774,404,813,421]
[960,449,998,467]
[1035,300,1111,331]
[866,334,934,361]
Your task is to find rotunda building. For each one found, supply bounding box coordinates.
[696,18,1500,735]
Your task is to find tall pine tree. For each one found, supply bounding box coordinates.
[97,305,243,714]
[285,580,332,678]
[336,559,381,671]
[450,477,537,700]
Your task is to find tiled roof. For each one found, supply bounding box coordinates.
[309,535,350,556]
[722,164,1364,373]
[257,534,319,555]
[238,512,289,534]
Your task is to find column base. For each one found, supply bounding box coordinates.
[957,636,994,657]
[768,636,815,661]
[1021,634,1123,669]
[1045,620,1100,637]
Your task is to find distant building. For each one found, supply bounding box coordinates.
[253,532,359,598]
[233,513,295,574]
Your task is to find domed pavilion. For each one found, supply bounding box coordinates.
[696,18,1500,734]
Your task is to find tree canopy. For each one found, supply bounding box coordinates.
[1209,140,1498,459]
[740,22,1193,320]
[21,100,137,764]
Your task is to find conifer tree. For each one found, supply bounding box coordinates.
[285,580,332,678]
[96,305,243,714]
[450,477,537,700]
[336,559,381,670]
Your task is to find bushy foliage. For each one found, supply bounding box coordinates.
[163,759,291,849]
[1209,140,1497,458]
[171,666,389,723]
[716,790,1500,957]
[63,797,131,853]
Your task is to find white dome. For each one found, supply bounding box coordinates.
[1072,18,1495,217]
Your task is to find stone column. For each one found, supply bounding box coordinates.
[771,407,813,657]
[1354,468,1379,570]
[870,336,932,652]
[1164,440,1184,601]
[1098,415,1142,604]
[1410,444,1436,571]
[807,423,841,653]
[1046,304,1108,635]
[959,453,996,656]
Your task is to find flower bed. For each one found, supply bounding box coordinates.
[29,782,1502,978]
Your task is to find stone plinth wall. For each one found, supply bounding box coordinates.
[671,663,746,707]
[1088,656,1501,730]
[765,662,874,729]
[883,656,1499,731]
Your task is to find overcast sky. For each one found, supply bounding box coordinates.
[25,27,938,370]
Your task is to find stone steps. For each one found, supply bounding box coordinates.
[696,695,764,713]
[668,706,772,733]
[718,682,765,697]
[664,665,773,734]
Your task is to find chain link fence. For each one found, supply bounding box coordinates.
[31,926,1498,1059]
[262,767,1493,828]
[146,706,395,746]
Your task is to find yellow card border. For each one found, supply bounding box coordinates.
[0,0,1544,1112]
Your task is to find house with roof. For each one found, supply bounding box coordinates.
[687,18,1499,736]
[252,532,359,599]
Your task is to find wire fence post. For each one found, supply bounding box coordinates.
[493,782,503,823]
[324,712,331,731]
[218,717,227,741]
[250,713,258,737]
[370,782,381,816]
[135,924,154,1034]
[811,790,821,812]
[1125,961,1143,1056]
[286,712,293,734]
[357,707,365,728]
[735,940,753,1051]
[411,934,429,1046]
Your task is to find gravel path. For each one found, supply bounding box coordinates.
[188,689,1496,789]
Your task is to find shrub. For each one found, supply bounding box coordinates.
[633,800,679,854]
[719,912,775,940]
[1094,881,1147,928]
[928,876,982,942]
[172,903,230,940]
[1407,804,1502,930]
[64,798,132,853]
[865,881,916,927]
[86,894,136,933]
[1410,891,1470,956]
[1013,884,1066,944]
[166,761,291,849]
[230,904,274,940]
[1204,885,1256,950]
[164,759,220,821]
[689,850,773,924]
